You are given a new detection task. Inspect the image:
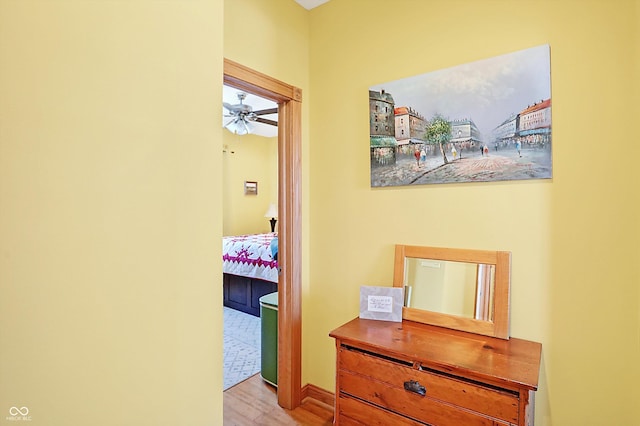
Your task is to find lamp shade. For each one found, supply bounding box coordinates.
[264,203,278,218]
[224,118,252,135]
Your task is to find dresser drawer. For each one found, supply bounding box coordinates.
[338,394,425,426]
[338,345,518,424]
[340,370,509,426]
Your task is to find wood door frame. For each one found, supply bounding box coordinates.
[223,58,302,409]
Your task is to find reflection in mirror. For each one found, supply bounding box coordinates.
[393,245,511,339]
[403,258,495,321]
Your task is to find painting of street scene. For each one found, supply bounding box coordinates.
[370,44,551,187]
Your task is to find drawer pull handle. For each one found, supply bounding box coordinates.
[403,380,426,396]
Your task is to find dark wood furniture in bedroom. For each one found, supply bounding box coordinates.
[223,273,277,317]
[329,245,542,426]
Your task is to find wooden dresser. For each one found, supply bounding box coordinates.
[330,318,542,426]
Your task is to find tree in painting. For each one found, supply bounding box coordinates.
[425,115,452,165]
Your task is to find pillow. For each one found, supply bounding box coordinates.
[270,236,278,261]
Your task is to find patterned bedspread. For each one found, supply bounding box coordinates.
[222,233,278,283]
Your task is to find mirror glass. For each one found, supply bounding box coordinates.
[403,258,495,321]
[393,245,511,339]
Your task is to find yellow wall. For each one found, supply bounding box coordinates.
[638,1,640,367]
[0,1,223,425]
[306,1,640,425]
[2,0,638,425]
[223,0,311,278]
[636,0,640,355]
[222,133,278,236]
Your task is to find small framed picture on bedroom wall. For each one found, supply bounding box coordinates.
[244,181,258,195]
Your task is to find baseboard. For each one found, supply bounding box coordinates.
[301,383,335,408]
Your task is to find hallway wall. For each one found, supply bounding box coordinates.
[305,1,640,425]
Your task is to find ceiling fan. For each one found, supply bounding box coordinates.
[223,91,278,136]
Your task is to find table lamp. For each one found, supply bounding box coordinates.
[264,203,278,232]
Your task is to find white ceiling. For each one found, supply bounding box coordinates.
[294,0,330,10]
[222,84,278,138]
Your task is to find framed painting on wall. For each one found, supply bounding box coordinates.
[369,44,552,187]
[244,181,258,195]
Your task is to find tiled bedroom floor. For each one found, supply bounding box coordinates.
[223,307,261,390]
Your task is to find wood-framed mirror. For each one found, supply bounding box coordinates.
[393,245,511,339]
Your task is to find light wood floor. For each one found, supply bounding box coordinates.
[223,374,334,425]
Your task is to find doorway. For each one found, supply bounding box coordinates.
[223,58,302,409]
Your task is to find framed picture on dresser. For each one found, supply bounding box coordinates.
[359,286,404,322]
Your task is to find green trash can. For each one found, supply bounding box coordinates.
[259,291,278,386]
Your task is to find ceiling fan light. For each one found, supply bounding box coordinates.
[235,123,249,136]
[222,87,277,137]
[240,119,252,135]
[224,118,253,136]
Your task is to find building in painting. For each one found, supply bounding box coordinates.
[492,114,519,149]
[394,106,428,157]
[450,118,483,152]
[369,89,398,166]
[518,99,551,148]
[394,106,427,145]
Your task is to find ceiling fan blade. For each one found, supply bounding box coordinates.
[252,107,278,116]
[255,117,278,127]
[224,102,253,114]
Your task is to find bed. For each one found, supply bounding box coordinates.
[222,232,278,317]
